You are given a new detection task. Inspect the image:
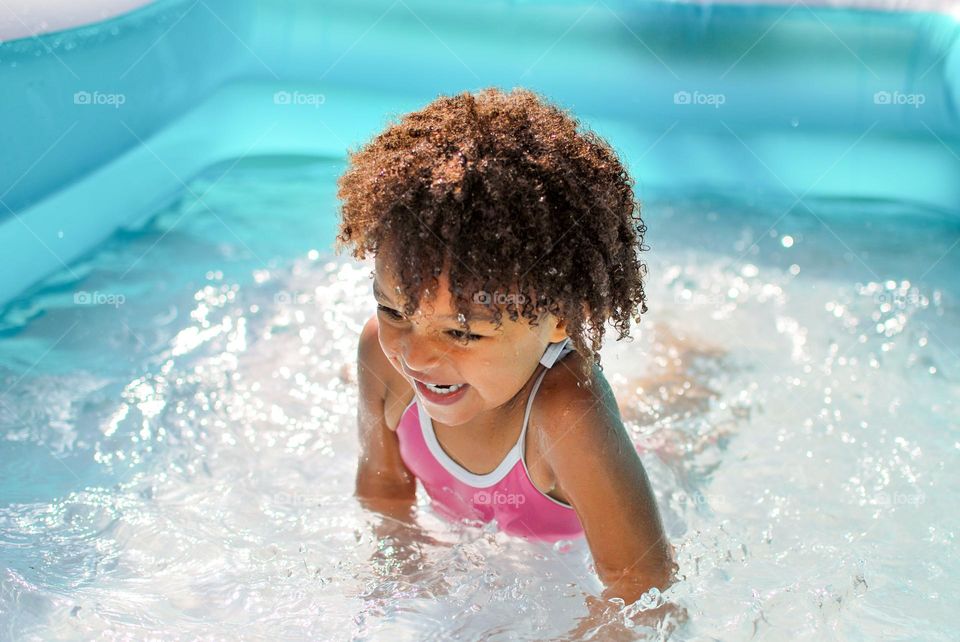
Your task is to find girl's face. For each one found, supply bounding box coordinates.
[373,252,568,427]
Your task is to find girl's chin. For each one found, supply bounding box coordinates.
[422,400,482,426]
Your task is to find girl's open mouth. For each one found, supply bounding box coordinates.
[414,379,471,405]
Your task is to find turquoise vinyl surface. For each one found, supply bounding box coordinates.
[1,0,959,308]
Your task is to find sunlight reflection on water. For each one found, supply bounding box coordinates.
[1,159,957,640]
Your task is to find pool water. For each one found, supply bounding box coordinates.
[0,156,957,639]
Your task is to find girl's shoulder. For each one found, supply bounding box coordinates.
[528,346,619,450]
[522,346,625,505]
[534,345,599,406]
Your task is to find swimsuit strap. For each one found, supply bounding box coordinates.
[539,336,574,369]
[519,337,575,450]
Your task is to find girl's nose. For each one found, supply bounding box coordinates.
[399,335,441,374]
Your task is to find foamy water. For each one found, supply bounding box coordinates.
[0,158,956,640]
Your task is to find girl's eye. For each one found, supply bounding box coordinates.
[448,329,483,342]
[378,304,482,342]
[377,304,405,321]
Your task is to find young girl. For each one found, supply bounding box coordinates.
[336,87,675,605]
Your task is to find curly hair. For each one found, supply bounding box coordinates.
[335,86,648,379]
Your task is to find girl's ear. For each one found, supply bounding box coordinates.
[548,300,593,342]
[548,313,569,343]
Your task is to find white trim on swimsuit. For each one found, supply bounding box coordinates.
[414,337,577,504]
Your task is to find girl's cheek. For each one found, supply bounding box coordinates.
[377,325,400,361]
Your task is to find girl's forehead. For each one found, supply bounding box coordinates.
[371,262,449,299]
[372,268,498,324]
[371,253,545,325]
[373,250,455,300]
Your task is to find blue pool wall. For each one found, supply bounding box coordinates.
[1,0,959,309]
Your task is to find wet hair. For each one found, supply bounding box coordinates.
[335,86,648,379]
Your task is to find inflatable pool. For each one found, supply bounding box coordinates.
[1,0,959,309]
[2,1,959,639]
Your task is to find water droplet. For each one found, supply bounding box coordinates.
[638,586,664,609]
[553,539,573,553]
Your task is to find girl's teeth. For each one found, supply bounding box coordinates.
[424,382,464,394]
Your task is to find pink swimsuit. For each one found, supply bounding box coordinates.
[396,338,585,542]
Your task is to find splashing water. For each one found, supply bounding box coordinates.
[0,158,957,640]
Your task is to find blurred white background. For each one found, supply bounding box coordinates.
[0,0,153,41]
